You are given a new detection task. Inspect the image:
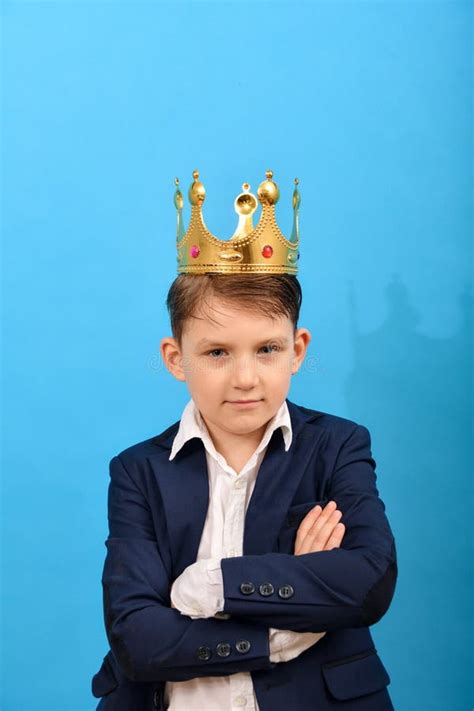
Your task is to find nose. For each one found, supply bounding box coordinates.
[229,354,260,390]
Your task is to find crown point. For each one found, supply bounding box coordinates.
[188,172,206,205]
[242,182,250,192]
[294,177,299,185]
[175,177,180,186]
[257,172,279,206]
[174,191,184,210]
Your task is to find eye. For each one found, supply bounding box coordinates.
[260,343,281,354]
[205,344,281,359]
[207,349,225,358]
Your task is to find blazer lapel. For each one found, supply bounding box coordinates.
[243,399,326,554]
[152,432,210,578]
[152,399,325,574]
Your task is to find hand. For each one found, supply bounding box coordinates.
[294,500,345,555]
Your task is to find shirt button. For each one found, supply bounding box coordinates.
[234,479,245,488]
[227,549,236,557]
[233,696,247,706]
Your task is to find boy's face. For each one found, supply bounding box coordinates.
[160,296,311,438]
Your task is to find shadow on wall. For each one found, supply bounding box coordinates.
[345,273,472,710]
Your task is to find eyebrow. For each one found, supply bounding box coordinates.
[196,336,291,349]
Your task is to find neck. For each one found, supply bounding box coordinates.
[201,416,268,474]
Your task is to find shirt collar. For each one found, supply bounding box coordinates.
[169,398,293,462]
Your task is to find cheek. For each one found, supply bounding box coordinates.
[187,363,225,390]
[183,357,208,379]
[268,358,292,380]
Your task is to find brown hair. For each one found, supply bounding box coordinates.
[166,273,302,348]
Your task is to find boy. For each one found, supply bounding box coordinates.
[91,170,397,710]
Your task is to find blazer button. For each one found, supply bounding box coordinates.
[240,582,255,595]
[278,584,294,599]
[259,582,274,596]
[216,641,231,657]
[153,688,161,709]
[196,646,212,661]
[235,639,251,654]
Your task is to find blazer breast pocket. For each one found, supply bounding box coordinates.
[286,499,329,528]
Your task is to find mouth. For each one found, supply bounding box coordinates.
[226,399,263,408]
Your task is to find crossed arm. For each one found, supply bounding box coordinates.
[168,500,348,661]
[169,556,327,665]
[102,425,397,682]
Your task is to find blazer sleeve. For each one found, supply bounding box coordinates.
[101,454,277,683]
[220,424,398,633]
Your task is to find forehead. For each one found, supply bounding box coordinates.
[182,298,293,344]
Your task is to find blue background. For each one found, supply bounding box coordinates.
[2,1,472,709]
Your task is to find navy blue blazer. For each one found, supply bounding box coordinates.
[92,399,397,710]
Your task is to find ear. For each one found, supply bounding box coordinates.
[160,337,186,382]
[291,328,312,375]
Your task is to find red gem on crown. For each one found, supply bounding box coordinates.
[190,245,200,258]
[262,245,273,258]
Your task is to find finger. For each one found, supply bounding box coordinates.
[324,523,345,551]
[295,504,323,542]
[302,509,343,554]
[305,505,341,544]
[295,502,338,554]
[296,500,337,543]
[315,509,343,546]
[295,501,342,555]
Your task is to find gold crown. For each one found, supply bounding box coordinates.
[174,169,300,275]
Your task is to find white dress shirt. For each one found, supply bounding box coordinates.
[165,397,326,710]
